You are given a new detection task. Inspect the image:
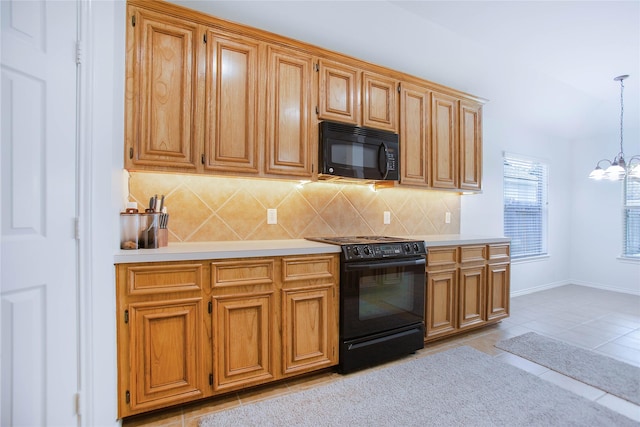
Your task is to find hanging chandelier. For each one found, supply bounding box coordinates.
[589,74,640,181]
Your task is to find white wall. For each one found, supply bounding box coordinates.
[569,119,640,295]
[88,1,124,425]
[461,112,574,296]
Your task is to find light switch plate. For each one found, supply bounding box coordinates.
[383,211,391,224]
[445,212,451,224]
[267,209,277,224]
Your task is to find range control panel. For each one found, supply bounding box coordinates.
[342,241,426,261]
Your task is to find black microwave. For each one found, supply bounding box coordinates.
[319,121,399,181]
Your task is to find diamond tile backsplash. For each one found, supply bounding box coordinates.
[128,171,460,242]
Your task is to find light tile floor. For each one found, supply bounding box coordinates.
[123,284,640,427]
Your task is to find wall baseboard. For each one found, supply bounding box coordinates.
[511,280,640,297]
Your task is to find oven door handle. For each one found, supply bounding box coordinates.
[344,258,426,271]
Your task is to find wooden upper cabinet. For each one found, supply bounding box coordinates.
[317,59,360,125]
[362,72,398,132]
[460,100,483,191]
[203,30,262,174]
[400,83,430,186]
[265,46,315,177]
[125,6,201,170]
[431,91,459,189]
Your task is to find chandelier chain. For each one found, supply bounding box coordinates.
[619,77,624,155]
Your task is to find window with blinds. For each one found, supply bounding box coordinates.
[503,154,549,259]
[624,177,640,257]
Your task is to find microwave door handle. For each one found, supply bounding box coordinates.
[378,142,389,179]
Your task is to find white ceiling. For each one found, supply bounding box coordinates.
[391,0,640,141]
[171,0,640,143]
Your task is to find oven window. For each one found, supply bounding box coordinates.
[330,140,377,168]
[359,268,414,320]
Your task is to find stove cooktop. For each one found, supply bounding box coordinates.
[306,235,411,245]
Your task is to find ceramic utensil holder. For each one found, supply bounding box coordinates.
[139,212,160,249]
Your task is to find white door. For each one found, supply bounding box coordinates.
[1,1,80,426]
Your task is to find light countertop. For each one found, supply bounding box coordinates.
[114,235,509,264]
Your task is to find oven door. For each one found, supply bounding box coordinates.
[341,256,426,340]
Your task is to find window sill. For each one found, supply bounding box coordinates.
[617,256,640,264]
[511,254,550,264]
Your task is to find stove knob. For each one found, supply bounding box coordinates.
[363,246,371,255]
[353,247,360,256]
[413,243,420,251]
[404,243,411,252]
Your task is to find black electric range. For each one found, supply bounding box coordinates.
[306,236,427,373]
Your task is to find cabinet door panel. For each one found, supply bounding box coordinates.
[318,60,359,124]
[212,293,275,391]
[458,266,485,329]
[266,46,314,177]
[128,298,204,412]
[204,31,261,173]
[431,92,458,188]
[460,100,482,190]
[126,7,199,169]
[487,263,510,321]
[282,285,336,375]
[400,83,430,186]
[425,269,457,338]
[362,72,397,132]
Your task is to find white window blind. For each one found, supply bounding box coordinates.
[503,154,548,259]
[624,177,640,257]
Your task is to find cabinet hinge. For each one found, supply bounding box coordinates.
[203,34,207,44]
[129,147,134,159]
[125,390,130,404]
[201,154,205,165]
[124,309,129,324]
[315,106,319,115]
[74,392,81,415]
[397,83,401,93]
[131,15,135,27]
[74,217,81,240]
[208,301,212,314]
[314,62,319,72]
[209,373,213,386]
[75,41,82,65]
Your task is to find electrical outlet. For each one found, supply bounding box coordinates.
[267,209,277,224]
[445,212,451,224]
[383,211,391,224]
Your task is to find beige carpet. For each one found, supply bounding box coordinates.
[199,346,636,426]
[497,331,640,405]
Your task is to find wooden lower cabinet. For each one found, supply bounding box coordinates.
[425,268,457,338]
[281,255,339,375]
[425,243,510,342]
[116,253,338,418]
[211,292,276,392]
[126,298,206,412]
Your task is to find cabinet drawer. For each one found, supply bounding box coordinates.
[460,245,486,264]
[488,244,510,261]
[211,259,274,289]
[427,247,457,267]
[125,263,204,295]
[281,256,336,284]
